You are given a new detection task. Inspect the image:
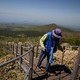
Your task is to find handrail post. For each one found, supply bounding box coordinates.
[18,42,23,70]
[20,45,23,64]
[28,46,34,80]
[16,43,18,57]
[36,45,38,57]
[10,42,12,50]
[12,42,14,54]
[19,45,23,70]
[61,46,65,64]
[14,43,16,55]
[72,46,80,80]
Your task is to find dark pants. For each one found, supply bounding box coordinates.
[37,49,50,71]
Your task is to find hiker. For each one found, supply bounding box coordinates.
[37,28,65,72]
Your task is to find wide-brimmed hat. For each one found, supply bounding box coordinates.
[52,28,62,38]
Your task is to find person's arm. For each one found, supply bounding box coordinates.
[40,33,47,51]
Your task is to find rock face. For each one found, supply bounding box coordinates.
[53,50,78,70]
[53,49,80,79]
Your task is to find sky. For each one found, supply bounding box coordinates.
[0,0,80,27]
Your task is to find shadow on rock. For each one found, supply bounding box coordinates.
[49,64,71,75]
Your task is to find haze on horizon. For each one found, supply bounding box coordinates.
[0,0,80,29]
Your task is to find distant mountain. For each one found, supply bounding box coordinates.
[0,23,36,28]
[59,25,80,31]
[68,27,80,31]
[0,23,80,38]
[29,23,74,33]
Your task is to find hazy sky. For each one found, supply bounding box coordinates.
[0,0,80,27]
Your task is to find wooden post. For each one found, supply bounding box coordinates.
[28,47,34,80]
[9,42,12,50]
[20,45,23,64]
[61,46,65,64]
[72,46,80,80]
[19,45,23,69]
[61,51,64,65]
[14,43,16,55]
[11,42,13,51]
[16,43,18,57]
[18,42,23,70]
[36,45,38,58]
[6,42,10,50]
[12,43,14,54]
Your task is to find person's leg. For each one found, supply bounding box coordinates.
[37,49,46,68]
[45,54,50,71]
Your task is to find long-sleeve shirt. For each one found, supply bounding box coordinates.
[40,33,63,52]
